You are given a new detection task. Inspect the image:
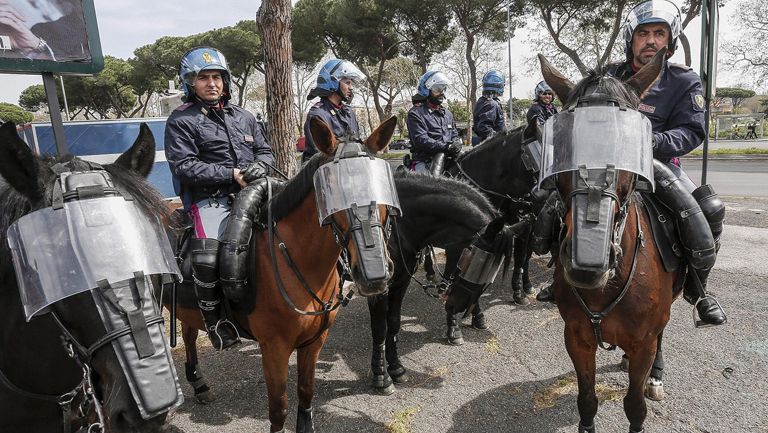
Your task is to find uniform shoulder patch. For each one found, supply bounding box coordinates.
[692,93,706,111]
[669,62,692,71]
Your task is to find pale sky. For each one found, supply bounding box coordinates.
[0,0,744,106]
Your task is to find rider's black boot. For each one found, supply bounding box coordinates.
[191,238,240,351]
[536,283,555,303]
[683,267,726,326]
[446,313,464,345]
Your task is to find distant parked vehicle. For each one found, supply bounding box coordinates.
[389,138,410,150]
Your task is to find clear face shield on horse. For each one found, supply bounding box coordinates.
[7,169,183,420]
[539,106,654,284]
[314,140,400,296]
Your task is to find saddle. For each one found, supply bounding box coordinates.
[637,193,686,294]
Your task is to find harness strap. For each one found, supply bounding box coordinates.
[569,202,643,351]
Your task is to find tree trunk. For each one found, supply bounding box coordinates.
[257,0,298,177]
[464,29,477,142]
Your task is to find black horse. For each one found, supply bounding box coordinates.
[445,126,546,304]
[0,122,175,433]
[367,171,519,394]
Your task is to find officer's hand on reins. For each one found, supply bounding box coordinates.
[242,161,270,183]
[446,138,463,158]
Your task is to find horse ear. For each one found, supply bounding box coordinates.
[538,54,575,105]
[309,117,338,155]
[625,48,666,98]
[364,116,398,153]
[0,122,46,201]
[113,123,155,178]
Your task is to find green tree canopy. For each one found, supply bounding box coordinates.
[716,87,757,109]
[0,103,34,124]
[18,84,51,112]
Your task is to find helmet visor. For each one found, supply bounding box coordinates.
[334,61,367,84]
[626,0,681,39]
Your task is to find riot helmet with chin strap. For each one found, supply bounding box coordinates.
[622,0,682,60]
[178,47,232,103]
[308,59,366,103]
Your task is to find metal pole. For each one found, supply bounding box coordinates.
[507,2,513,126]
[42,72,68,155]
[59,75,70,121]
[699,0,719,185]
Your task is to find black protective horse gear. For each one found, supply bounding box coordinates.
[682,184,727,325]
[531,191,560,256]
[219,178,269,302]
[429,152,446,177]
[446,313,464,345]
[536,283,555,303]
[296,406,315,433]
[652,160,717,270]
[190,237,240,350]
[470,305,488,330]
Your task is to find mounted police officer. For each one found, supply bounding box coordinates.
[302,59,365,163]
[472,70,506,145]
[534,0,727,327]
[165,47,275,350]
[527,80,558,126]
[406,70,463,175]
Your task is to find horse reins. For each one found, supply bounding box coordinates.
[390,218,453,299]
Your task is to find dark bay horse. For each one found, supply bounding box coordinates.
[0,122,176,433]
[166,117,398,433]
[445,125,546,304]
[368,172,519,394]
[538,51,680,433]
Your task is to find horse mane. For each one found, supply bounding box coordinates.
[457,124,526,163]
[393,170,498,224]
[268,152,330,222]
[566,66,641,109]
[0,155,172,281]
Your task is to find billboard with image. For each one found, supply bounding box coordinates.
[0,0,103,74]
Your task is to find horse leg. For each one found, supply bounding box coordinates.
[520,228,535,294]
[367,293,395,395]
[624,338,658,433]
[386,281,410,384]
[470,302,488,330]
[261,342,291,433]
[181,322,215,404]
[645,331,665,401]
[296,337,327,433]
[511,237,531,305]
[564,326,598,433]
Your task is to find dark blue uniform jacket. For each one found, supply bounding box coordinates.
[406,102,459,162]
[608,61,707,162]
[302,98,359,160]
[527,101,558,126]
[165,100,274,207]
[472,95,505,141]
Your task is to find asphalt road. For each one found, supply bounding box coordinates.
[164,196,768,433]
[683,157,768,198]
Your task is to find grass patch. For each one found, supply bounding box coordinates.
[386,407,420,433]
[485,337,500,355]
[534,374,577,409]
[595,381,624,402]
[688,147,768,156]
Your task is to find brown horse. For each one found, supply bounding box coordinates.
[164,117,398,433]
[539,50,681,433]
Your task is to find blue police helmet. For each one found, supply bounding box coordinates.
[315,59,366,93]
[417,71,450,97]
[179,47,231,99]
[482,70,505,95]
[623,0,681,57]
[534,80,553,100]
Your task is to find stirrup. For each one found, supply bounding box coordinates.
[692,295,727,328]
[209,319,241,351]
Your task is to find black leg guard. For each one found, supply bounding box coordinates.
[220,178,269,302]
[578,422,596,433]
[536,282,555,303]
[652,161,716,270]
[470,304,488,329]
[191,238,240,351]
[371,343,393,392]
[296,406,315,433]
[531,191,559,255]
[683,185,727,326]
[446,312,464,346]
[511,268,530,305]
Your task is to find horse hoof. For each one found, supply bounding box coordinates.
[578,422,596,433]
[447,335,464,346]
[619,356,629,372]
[524,283,535,295]
[195,389,216,404]
[388,366,409,384]
[513,295,531,306]
[645,377,665,401]
[375,383,396,396]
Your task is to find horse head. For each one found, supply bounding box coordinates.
[0,122,179,433]
[308,116,399,296]
[537,50,664,290]
[443,214,525,314]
